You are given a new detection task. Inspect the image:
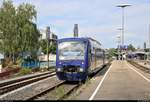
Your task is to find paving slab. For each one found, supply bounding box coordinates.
[70,60,150,100]
[93,60,150,100]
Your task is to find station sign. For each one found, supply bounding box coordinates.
[118,45,128,50]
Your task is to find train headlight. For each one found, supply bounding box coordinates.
[79,68,84,72]
[81,62,84,65]
[57,68,63,72]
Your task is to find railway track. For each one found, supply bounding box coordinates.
[0,63,111,100]
[26,63,111,100]
[0,71,55,87]
[26,80,83,100]
[0,71,56,95]
[27,81,73,100]
[127,60,150,73]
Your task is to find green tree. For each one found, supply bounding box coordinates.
[127,44,135,51]
[16,3,40,54]
[107,48,117,59]
[49,43,56,54]
[0,0,40,65]
[144,48,149,52]
[0,0,16,58]
[40,39,56,54]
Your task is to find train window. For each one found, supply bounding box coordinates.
[88,46,92,66]
[58,41,86,60]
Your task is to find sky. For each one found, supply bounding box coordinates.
[1,0,150,49]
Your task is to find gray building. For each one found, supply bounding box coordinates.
[39,28,58,44]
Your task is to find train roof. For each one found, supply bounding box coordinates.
[58,37,101,45]
[58,37,102,49]
[86,37,101,45]
[58,37,88,42]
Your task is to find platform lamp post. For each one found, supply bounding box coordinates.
[117,28,123,60]
[117,34,121,60]
[116,4,131,60]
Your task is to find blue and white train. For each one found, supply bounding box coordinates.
[56,37,106,81]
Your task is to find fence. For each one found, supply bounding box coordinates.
[21,61,56,68]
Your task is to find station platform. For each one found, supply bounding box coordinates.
[71,60,150,100]
[93,60,150,100]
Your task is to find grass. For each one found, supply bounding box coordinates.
[66,88,78,100]
[55,86,66,99]
[67,77,92,100]
[17,68,32,76]
[47,77,92,100]
[46,85,66,99]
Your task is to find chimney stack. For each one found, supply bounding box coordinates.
[74,24,78,37]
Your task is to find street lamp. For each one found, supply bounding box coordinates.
[116,4,131,60]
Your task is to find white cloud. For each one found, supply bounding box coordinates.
[5,0,150,48]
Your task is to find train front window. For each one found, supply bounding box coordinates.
[58,41,86,60]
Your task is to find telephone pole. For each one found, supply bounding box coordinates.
[46,26,50,68]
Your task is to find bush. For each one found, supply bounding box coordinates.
[18,68,32,76]
[16,58,24,66]
[3,58,13,67]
